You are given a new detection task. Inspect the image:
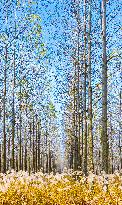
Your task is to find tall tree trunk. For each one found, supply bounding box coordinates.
[46,131,48,173]
[16,124,19,171]
[35,115,38,172]
[3,45,7,173]
[0,144,1,172]
[19,73,22,171]
[7,137,10,171]
[101,0,109,174]
[70,143,73,169]
[32,116,35,172]
[22,145,23,170]
[37,121,40,171]
[73,61,79,170]
[77,26,81,170]
[16,154,18,172]
[29,122,32,175]
[24,127,27,171]
[81,111,84,171]
[111,149,114,174]
[48,141,52,174]
[119,91,122,169]
[19,92,22,170]
[11,47,16,170]
[88,0,94,172]
[83,0,88,176]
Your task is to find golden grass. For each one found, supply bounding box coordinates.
[0,171,121,205]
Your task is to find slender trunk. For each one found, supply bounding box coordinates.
[24,127,27,171]
[77,26,81,169]
[22,145,23,170]
[32,116,35,172]
[29,122,32,174]
[38,121,40,171]
[17,124,19,171]
[16,155,18,172]
[46,131,48,173]
[3,45,7,173]
[11,48,16,170]
[83,0,88,176]
[74,62,79,170]
[73,68,76,170]
[70,143,73,169]
[108,114,113,174]
[81,111,84,170]
[101,0,108,174]
[119,91,122,169]
[7,137,10,171]
[35,116,38,172]
[48,141,52,174]
[19,41,23,171]
[88,0,94,172]
[0,144,1,172]
[19,88,22,170]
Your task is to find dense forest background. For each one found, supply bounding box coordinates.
[0,0,121,175]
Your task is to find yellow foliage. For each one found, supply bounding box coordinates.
[0,171,121,205]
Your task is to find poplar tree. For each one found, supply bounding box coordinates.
[101,0,109,174]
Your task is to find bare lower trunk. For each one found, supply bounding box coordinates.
[11,48,16,170]
[119,91,122,169]
[88,0,94,172]
[83,0,88,176]
[33,116,35,172]
[38,121,41,171]
[101,0,109,174]
[3,46,7,173]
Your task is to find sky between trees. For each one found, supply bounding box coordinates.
[0,0,121,174]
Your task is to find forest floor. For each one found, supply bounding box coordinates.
[0,170,121,205]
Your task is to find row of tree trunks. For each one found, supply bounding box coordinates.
[0,135,56,174]
[66,0,110,175]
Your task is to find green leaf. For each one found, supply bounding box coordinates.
[40,49,46,56]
